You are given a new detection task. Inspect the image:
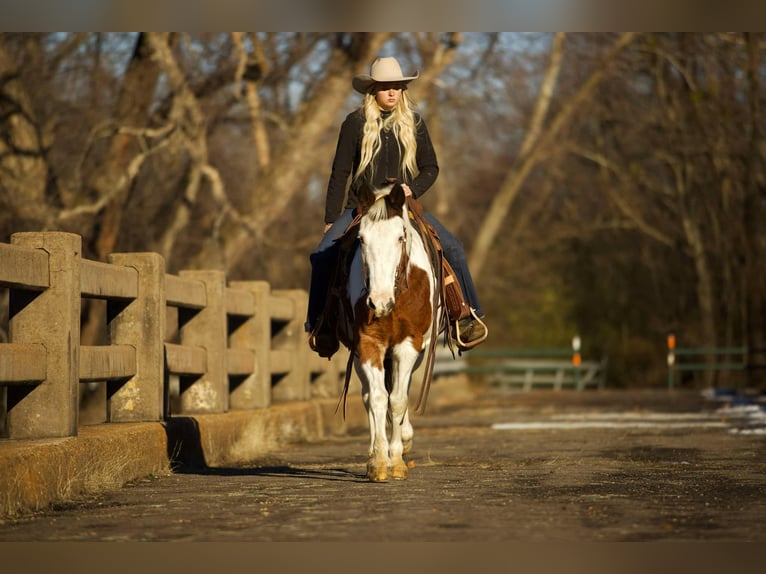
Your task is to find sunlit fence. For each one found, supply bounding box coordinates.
[0,232,346,441]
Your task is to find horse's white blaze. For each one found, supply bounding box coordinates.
[359,217,405,317]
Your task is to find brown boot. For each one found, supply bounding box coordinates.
[309,319,340,359]
[452,314,488,350]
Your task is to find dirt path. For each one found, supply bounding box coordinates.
[1,389,765,541]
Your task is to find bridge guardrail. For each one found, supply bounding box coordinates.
[0,231,344,441]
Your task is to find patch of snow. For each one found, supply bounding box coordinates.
[491,421,728,431]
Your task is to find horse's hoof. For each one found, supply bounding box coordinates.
[392,462,408,480]
[367,461,389,482]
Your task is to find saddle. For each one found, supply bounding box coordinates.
[308,217,360,360]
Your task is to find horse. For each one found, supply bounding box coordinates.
[343,183,438,482]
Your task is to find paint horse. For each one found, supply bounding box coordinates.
[344,183,437,482]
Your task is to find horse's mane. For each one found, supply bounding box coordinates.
[364,197,389,222]
[364,187,407,223]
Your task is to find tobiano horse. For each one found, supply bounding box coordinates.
[342,183,438,482]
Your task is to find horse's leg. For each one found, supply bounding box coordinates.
[388,342,420,479]
[354,357,376,461]
[358,354,390,482]
[401,408,414,455]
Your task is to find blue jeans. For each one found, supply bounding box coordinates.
[305,208,484,332]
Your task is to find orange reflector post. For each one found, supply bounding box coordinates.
[667,334,676,350]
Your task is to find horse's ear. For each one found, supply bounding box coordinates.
[386,184,406,216]
[358,185,376,214]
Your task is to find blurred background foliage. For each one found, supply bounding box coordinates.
[1,32,764,389]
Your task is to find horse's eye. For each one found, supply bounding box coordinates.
[398,235,406,243]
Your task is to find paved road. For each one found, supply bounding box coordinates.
[1,389,765,541]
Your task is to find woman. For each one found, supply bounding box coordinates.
[306,56,486,350]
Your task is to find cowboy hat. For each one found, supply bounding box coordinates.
[352,57,419,94]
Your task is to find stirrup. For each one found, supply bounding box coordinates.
[454,308,488,351]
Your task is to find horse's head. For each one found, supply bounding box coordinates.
[357,183,409,318]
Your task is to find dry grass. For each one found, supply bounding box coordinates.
[1,435,171,520]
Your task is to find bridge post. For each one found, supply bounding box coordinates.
[309,350,346,399]
[271,289,310,402]
[6,232,81,439]
[228,280,271,409]
[177,270,228,414]
[106,253,166,422]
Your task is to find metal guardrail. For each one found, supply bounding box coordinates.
[433,339,606,391]
[665,334,766,389]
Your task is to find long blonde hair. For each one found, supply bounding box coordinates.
[354,90,419,185]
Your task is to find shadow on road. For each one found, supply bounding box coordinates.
[174,464,370,483]
[164,415,373,483]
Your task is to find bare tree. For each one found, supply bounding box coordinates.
[469,33,637,278]
[3,32,765,389]
[193,32,392,272]
[743,32,766,377]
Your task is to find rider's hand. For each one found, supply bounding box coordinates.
[401,184,413,197]
[323,223,333,234]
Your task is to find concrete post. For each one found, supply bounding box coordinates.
[177,270,228,414]
[228,280,271,409]
[106,253,166,422]
[271,289,310,402]
[6,232,81,439]
[311,350,346,399]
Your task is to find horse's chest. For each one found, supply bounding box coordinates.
[354,265,432,352]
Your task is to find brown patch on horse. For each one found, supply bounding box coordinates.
[354,265,432,369]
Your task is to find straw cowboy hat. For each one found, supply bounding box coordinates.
[352,57,419,94]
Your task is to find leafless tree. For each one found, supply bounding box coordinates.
[1,32,764,388]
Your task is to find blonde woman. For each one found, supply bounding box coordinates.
[306,57,486,350]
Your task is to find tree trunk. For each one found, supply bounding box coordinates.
[411,33,463,226]
[80,33,164,346]
[0,37,50,227]
[469,32,636,278]
[743,33,766,383]
[90,33,164,261]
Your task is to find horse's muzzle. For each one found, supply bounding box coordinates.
[367,295,394,318]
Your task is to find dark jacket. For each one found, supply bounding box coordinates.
[324,108,439,224]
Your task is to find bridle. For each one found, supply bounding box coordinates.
[393,224,410,298]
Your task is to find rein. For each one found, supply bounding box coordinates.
[406,197,447,415]
[393,229,409,297]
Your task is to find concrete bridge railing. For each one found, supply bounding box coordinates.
[0,231,346,441]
